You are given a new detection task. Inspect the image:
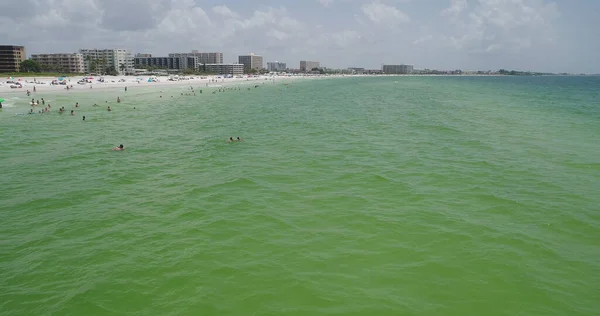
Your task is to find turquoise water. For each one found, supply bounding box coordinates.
[1,76,599,315]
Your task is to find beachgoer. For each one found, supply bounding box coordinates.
[42,98,45,105]
[83,116,86,121]
[33,86,36,92]
[75,102,79,108]
[236,137,242,142]
[112,144,124,151]
[228,137,234,143]
[108,106,112,111]
[117,97,121,103]
[125,86,127,92]
[71,110,75,115]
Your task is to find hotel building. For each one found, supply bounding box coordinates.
[0,45,26,72]
[79,48,134,74]
[238,54,263,71]
[31,53,85,73]
[169,51,223,64]
[267,62,287,72]
[300,61,320,72]
[382,64,414,74]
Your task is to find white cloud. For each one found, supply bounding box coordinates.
[440,0,560,54]
[212,5,239,19]
[361,1,410,28]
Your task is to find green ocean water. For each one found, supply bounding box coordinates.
[1,76,599,315]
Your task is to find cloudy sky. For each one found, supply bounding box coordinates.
[1,0,598,73]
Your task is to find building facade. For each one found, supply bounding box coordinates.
[135,53,152,58]
[0,45,26,72]
[169,51,223,64]
[135,57,182,70]
[382,64,414,74]
[300,60,320,72]
[267,62,287,72]
[238,54,263,71]
[31,53,84,73]
[79,48,134,74]
[202,63,244,75]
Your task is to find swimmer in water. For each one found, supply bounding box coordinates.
[71,110,75,115]
[112,144,124,151]
[83,116,86,121]
[236,137,242,142]
[75,102,79,108]
[107,106,112,111]
[228,137,234,143]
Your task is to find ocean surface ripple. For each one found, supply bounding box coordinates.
[1,76,599,315]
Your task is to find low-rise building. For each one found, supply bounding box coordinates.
[202,63,244,75]
[31,53,84,73]
[0,45,26,72]
[267,61,287,72]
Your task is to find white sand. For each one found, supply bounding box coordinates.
[0,74,334,96]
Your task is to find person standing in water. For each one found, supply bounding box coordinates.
[117,97,121,103]
[83,116,86,121]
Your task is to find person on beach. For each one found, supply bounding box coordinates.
[33,86,36,93]
[112,144,124,151]
[117,97,121,103]
[83,116,86,121]
[125,86,127,92]
[75,102,79,108]
[71,110,75,115]
[108,106,112,111]
[41,98,45,105]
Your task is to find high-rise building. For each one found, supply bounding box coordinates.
[202,63,244,75]
[382,64,414,74]
[238,53,263,71]
[169,51,223,64]
[267,62,287,72]
[0,45,26,72]
[134,56,200,71]
[79,48,134,74]
[135,53,152,58]
[31,53,85,73]
[300,60,320,72]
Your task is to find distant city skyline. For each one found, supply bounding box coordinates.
[1,0,599,73]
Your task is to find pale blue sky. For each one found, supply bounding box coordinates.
[1,0,598,73]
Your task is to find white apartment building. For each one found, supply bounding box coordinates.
[267,62,287,72]
[79,48,134,74]
[300,60,320,72]
[31,53,84,73]
[238,53,263,71]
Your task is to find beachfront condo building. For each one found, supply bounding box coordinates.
[300,61,320,72]
[238,54,263,71]
[0,45,26,72]
[267,62,287,72]
[169,51,223,64]
[79,48,134,75]
[382,64,414,74]
[202,63,244,75]
[31,53,85,73]
[135,53,152,58]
